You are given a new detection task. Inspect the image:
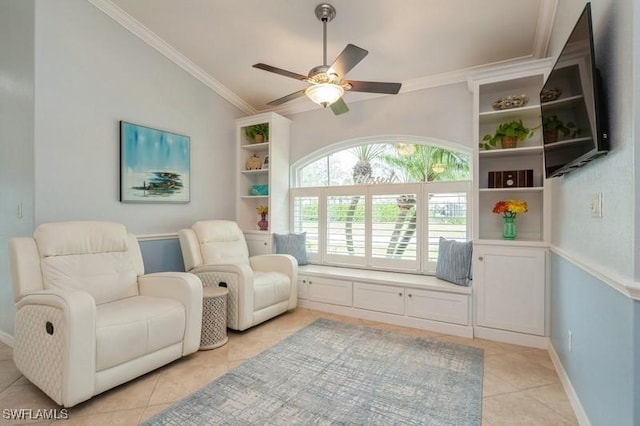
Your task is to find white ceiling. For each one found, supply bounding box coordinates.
[93,0,558,115]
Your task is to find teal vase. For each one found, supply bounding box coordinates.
[503,216,516,240]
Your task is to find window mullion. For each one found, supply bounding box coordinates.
[365,187,373,267]
[320,188,327,264]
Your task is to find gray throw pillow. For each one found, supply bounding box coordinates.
[274,232,308,265]
[435,237,472,286]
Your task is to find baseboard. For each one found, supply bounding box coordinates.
[548,342,591,426]
[0,330,14,347]
[473,326,549,349]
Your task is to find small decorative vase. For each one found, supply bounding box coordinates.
[503,216,516,240]
[258,214,268,231]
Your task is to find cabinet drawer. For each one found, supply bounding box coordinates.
[307,277,352,306]
[353,282,404,315]
[406,288,469,325]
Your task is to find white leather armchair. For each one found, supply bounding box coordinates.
[179,220,297,331]
[8,221,202,407]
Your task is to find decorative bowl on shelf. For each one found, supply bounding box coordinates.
[249,185,268,196]
[540,88,562,103]
[492,94,529,110]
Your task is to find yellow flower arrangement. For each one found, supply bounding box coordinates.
[492,200,527,218]
[256,205,268,215]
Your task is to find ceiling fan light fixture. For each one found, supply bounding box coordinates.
[305,83,344,107]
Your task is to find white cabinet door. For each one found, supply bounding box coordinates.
[298,275,309,300]
[307,276,352,306]
[353,282,404,315]
[474,245,545,335]
[244,232,272,256]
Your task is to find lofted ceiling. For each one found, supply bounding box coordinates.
[92,0,558,115]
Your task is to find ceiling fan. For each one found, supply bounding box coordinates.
[253,3,402,115]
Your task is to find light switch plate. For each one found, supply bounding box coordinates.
[591,193,602,218]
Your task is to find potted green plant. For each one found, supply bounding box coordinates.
[480,119,534,150]
[245,123,269,143]
[542,115,576,143]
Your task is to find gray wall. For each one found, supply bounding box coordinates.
[33,0,244,234]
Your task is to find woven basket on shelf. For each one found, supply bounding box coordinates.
[501,136,518,149]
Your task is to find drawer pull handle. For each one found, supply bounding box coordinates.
[302,280,306,283]
[398,292,402,296]
[408,294,412,298]
[264,242,268,246]
[478,256,484,261]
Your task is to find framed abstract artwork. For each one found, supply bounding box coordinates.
[120,121,190,203]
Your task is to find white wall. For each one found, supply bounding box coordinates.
[547,0,635,279]
[0,0,35,340]
[33,0,245,235]
[288,82,473,163]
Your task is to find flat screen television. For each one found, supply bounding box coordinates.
[540,2,609,178]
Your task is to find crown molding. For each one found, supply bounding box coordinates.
[87,0,257,116]
[532,0,559,58]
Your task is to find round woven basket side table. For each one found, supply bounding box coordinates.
[199,286,229,350]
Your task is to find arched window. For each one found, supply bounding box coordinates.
[290,136,472,274]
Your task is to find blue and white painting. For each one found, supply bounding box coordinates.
[120,121,190,203]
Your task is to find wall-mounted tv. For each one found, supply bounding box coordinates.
[540,2,609,178]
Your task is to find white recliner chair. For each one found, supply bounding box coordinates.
[8,221,203,407]
[179,220,297,331]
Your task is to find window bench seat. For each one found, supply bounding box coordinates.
[297,265,473,338]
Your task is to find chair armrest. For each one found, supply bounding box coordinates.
[9,237,44,302]
[138,272,203,356]
[14,289,96,407]
[250,254,298,308]
[251,254,297,278]
[191,263,254,278]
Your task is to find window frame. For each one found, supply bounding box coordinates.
[290,137,472,275]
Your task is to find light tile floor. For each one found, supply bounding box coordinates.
[0,308,578,425]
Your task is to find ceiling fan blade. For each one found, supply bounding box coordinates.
[253,63,308,81]
[266,89,307,106]
[328,44,368,78]
[330,97,349,115]
[347,80,402,94]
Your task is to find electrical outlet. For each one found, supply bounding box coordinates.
[591,193,602,218]
[568,329,573,352]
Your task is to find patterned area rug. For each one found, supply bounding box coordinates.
[144,318,483,425]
